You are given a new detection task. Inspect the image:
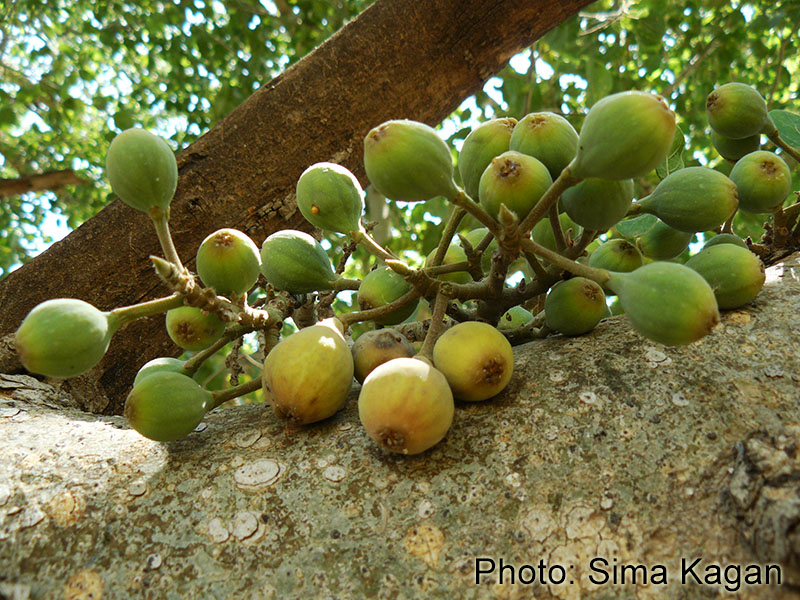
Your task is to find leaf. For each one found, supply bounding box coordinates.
[655,125,686,180]
[769,110,800,149]
[615,214,657,240]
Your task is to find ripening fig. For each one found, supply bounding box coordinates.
[706,82,770,140]
[572,91,676,180]
[105,128,178,213]
[606,262,720,346]
[637,167,738,233]
[634,218,693,260]
[15,298,119,378]
[588,239,644,274]
[711,131,760,162]
[729,151,792,213]
[296,162,364,234]
[425,245,471,284]
[262,318,353,425]
[196,228,261,297]
[497,305,534,331]
[134,357,188,386]
[357,266,418,326]
[352,328,415,384]
[703,233,748,250]
[260,230,338,293]
[458,118,516,200]
[685,244,765,309]
[363,120,458,202]
[124,371,213,442]
[433,321,514,402]
[509,112,579,180]
[532,213,582,252]
[165,306,225,351]
[561,178,634,232]
[358,357,454,455]
[478,151,552,221]
[545,277,607,336]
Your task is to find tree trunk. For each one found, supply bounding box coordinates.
[1,255,799,599]
[0,0,594,414]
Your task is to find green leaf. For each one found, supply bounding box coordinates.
[769,110,800,149]
[615,214,658,240]
[655,125,686,180]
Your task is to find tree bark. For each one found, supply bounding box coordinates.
[0,0,594,415]
[0,170,88,199]
[1,255,799,599]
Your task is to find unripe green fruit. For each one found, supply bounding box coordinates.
[545,277,607,336]
[606,262,720,346]
[425,245,471,284]
[124,372,213,442]
[363,120,458,202]
[509,112,579,180]
[588,239,644,274]
[572,91,676,180]
[729,151,792,213]
[134,357,188,386]
[263,318,353,425]
[638,167,738,233]
[532,213,582,252]
[635,219,693,260]
[352,329,415,384]
[478,151,552,221]
[703,233,748,250]
[358,357,454,454]
[105,128,178,213]
[685,244,765,309]
[196,228,261,297]
[433,321,514,402]
[296,162,364,234]
[498,305,534,331]
[459,228,498,272]
[561,178,634,232]
[165,306,225,351]
[458,118,516,200]
[706,83,769,140]
[260,230,337,293]
[15,298,117,378]
[357,266,418,326]
[711,131,760,162]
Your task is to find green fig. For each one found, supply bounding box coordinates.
[260,230,338,293]
[702,233,748,250]
[124,371,213,442]
[363,120,458,202]
[15,298,118,378]
[425,245,472,284]
[478,150,552,221]
[432,321,514,402]
[296,162,364,234]
[572,91,676,180]
[196,228,261,297]
[352,328,416,384]
[105,128,178,213]
[509,112,579,180]
[637,167,738,233]
[358,357,454,454]
[532,213,582,252]
[711,131,760,162]
[685,244,765,309]
[634,218,693,260]
[165,306,225,351]
[134,357,188,386]
[263,318,353,425]
[357,266,418,326]
[458,118,516,200]
[544,277,607,336]
[706,82,770,140]
[588,239,644,274]
[497,305,534,331]
[606,262,720,346]
[729,151,792,213]
[561,178,634,232]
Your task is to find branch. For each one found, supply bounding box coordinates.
[0,169,89,199]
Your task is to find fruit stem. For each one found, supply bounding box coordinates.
[332,277,361,291]
[548,204,568,251]
[518,164,581,236]
[338,289,421,327]
[417,287,452,361]
[183,324,252,377]
[721,209,737,234]
[449,189,502,238]
[767,131,800,163]
[110,293,185,327]
[424,261,471,276]
[520,238,610,285]
[149,208,187,274]
[211,377,263,409]
[352,225,400,263]
[430,206,467,267]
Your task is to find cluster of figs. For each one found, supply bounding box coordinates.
[14,81,796,455]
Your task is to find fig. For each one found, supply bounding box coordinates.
[711,131,760,162]
[432,321,514,402]
[637,167,738,233]
[685,244,765,309]
[634,218,693,260]
[260,230,338,293]
[358,357,454,455]
[706,83,769,140]
[509,112,579,180]
[357,266,418,326]
[588,239,644,274]
[459,227,498,272]
[729,151,792,213]
[478,150,552,221]
[545,277,607,336]
[702,233,748,250]
[134,357,188,386]
[561,178,634,232]
[532,213,582,252]
[458,117,516,200]
[105,128,178,213]
[15,298,118,378]
[425,245,472,284]
[352,328,415,384]
[124,371,213,442]
[296,162,364,234]
[165,306,225,351]
[363,120,458,202]
[572,91,676,180]
[606,262,720,346]
[262,318,353,425]
[497,305,534,331]
[196,228,261,297]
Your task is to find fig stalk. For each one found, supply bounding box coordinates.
[110,293,186,326]
[520,238,610,285]
[518,165,581,236]
[418,287,453,361]
[149,207,186,274]
[766,132,800,163]
[211,377,263,409]
[430,206,467,267]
